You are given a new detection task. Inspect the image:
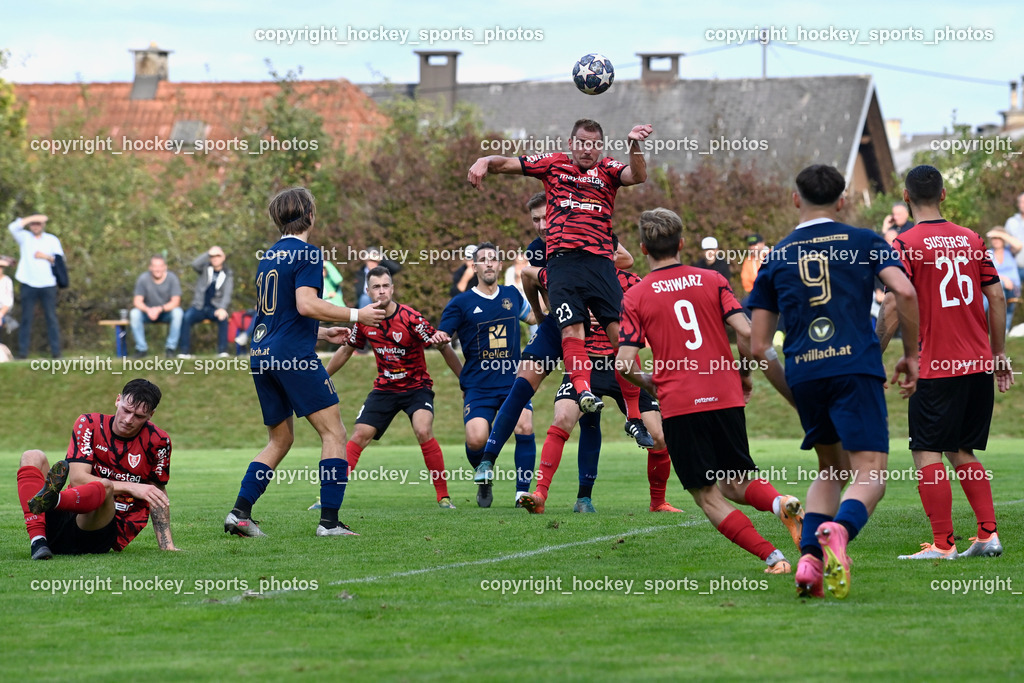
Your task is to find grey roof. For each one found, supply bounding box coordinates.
[456,75,877,182]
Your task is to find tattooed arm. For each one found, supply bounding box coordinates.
[151,483,180,551]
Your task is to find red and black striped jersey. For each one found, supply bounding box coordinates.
[65,413,171,551]
[349,303,436,391]
[519,153,625,260]
[893,220,1001,379]
[586,269,643,356]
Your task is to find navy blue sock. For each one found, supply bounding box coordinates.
[483,378,536,462]
[319,458,348,510]
[466,446,484,469]
[834,499,869,542]
[578,412,601,491]
[514,433,536,493]
[233,461,273,516]
[801,511,833,559]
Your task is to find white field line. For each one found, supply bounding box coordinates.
[207,520,704,604]
[330,520,706,586]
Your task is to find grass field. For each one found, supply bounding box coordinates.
[1,348,1023,680]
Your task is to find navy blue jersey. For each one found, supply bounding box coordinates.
[526,237,546,268]
[439,285,528,393]
[249,236,323,363]
[748,220,902,385]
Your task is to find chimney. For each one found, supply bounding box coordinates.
[1000,80,1024,131]
[414,51,460,114]
[129,43,172,100]
[637,52,682,85]
[884,119,903,150]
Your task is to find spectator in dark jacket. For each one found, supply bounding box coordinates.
[178,246,234,357]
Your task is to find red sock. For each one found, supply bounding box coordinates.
[420,438,449,499]
[536,426,569,497]
[616,372,641,420]
[716,509,776,561]
[647,448,670,507]
[17,466,48,540]
[56,480,107,513]
[562,337,592,394]
[955,462,997,539]
[743,477,781,513]
[918,463,955,550]
[345,441,363,474]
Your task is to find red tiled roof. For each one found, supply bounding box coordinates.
[14,79,386,152]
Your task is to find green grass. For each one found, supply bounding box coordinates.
[1,442,1022,681]
[2,343,1024,680]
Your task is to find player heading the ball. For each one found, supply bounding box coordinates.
[467,120,652,469]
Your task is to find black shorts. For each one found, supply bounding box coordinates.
[355,387,435,440]
[546,251,622,330]
[663,407,756,490]
[555,356,659,414]
[909,373,993,453]
[45,510,118,555]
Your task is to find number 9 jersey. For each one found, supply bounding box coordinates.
[619,263,746,418]
[748,219,903,385]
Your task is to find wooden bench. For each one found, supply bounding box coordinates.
[101,314,246,358]
[98,319,129,358]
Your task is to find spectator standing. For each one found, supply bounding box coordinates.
[7,214,63,359]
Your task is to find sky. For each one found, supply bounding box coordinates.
[1,0,1020,137]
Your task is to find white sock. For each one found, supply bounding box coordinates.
[772,496,781,516]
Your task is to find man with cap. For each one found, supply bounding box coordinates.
[177,246,234,358]
[450,244,480,297]
[691,236,732,281]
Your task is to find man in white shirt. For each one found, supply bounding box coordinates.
[8,214,64,359]
[1003,191,1024,283]
[0,256,14,333]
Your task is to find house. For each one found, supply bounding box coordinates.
[363,51,897,201]
[14,44,387,160]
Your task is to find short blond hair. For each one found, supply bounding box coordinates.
[638,208,683,259]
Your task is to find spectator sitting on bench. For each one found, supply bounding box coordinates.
[130,255,183,358]
[178,246,233,358]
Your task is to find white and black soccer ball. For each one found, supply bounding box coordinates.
[572,53,614,95]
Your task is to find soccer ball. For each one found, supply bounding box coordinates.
[573,53,614,95]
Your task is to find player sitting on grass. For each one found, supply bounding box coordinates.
[616,208,803,575]
[750,164,920,598]
[17,378,178,559]
[326,267,462,509]
[437,242,538,508]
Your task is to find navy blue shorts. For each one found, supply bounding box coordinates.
[463,388,532,424]
[356,387,435,440]
[521,315,563,375]
[251,355,339,426]
[555,355,659,414]
[790,374,889,453]
[546,251,622,330]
